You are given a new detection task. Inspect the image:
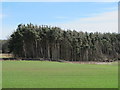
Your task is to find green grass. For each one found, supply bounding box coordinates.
[2,61,118,88]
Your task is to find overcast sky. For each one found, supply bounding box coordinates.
[1,2,118,39]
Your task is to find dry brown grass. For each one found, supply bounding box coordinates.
[64,61,117,65]
[0,54,13,58]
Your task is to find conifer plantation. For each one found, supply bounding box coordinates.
[8,23,120,62]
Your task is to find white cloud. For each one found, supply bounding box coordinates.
[54,10,118,33]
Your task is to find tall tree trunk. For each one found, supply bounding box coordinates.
[23,40,26,58]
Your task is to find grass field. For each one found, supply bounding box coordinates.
[2,61,118,88]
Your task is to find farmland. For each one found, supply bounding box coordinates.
[1,2,120,89]
[2,61,118,88]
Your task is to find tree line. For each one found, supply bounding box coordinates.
[8,23,120,61]
[0,40,9,53]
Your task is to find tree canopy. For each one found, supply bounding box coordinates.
[8,24,120,61]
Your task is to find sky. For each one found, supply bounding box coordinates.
[1,0,120,2]
[1,2,118,39]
